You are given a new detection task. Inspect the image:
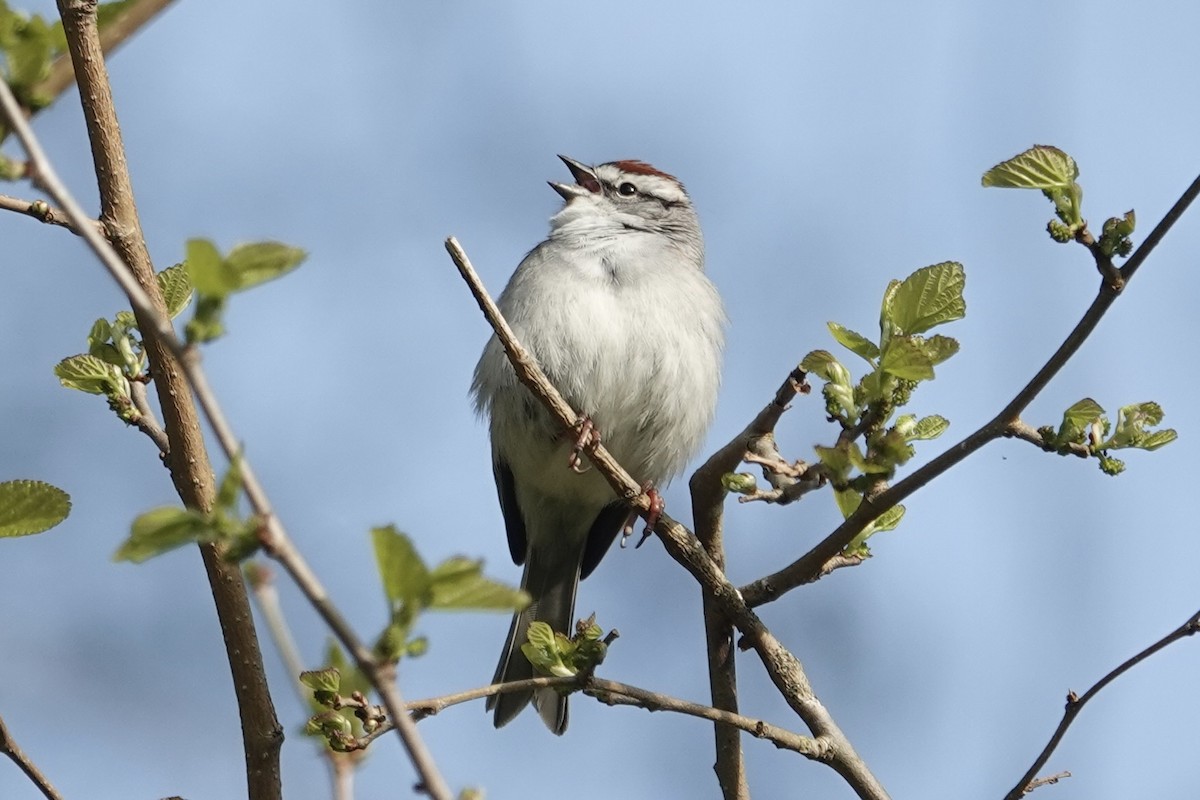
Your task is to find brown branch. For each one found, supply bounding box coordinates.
[128,379,170,455]
[4,19,453,800]
[585,678,829,759]
[0,192,98,233]
[1003,609,1200,800]
[49,4,284,797]
[33,0,179,105]
[446,236,890,800]
[688,364,809,800]
[0,712,64,800]
[739,175,1200,606]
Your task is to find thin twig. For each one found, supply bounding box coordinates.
[0,47,452,800]
[128,379,170,455]
[446,237,890,800]
[584,678,829,758]
[0,712,64,800]
[0,192,97,233]
[739,175,1200,606]
[1003,609,1200,800]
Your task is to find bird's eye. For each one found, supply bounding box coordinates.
[617,182,638,197]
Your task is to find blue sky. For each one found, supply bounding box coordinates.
[2,2,1198,798]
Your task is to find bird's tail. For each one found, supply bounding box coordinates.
[487,548,579,734]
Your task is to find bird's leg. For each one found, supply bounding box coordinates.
[567,415,600,473]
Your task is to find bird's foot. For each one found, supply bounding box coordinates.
[568,415,600,473]
[619,483,664,549]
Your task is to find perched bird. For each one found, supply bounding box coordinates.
[472,156,725,733]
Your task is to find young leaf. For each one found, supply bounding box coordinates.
[225,242,307,290]
[299,667,342,696]
[520,621,573,677]
[1058,398,1105,441]
[185,238,234,297]
[827,322,879,362]
[371,525,431,609]
[879,337,935,381]
[428,557,528,611]
[156,263,194,319]
[800,349,850,385]
[883,262,966,336]
[0,480,70,538]
[982,145,1079,190]
[54,354,126,395]
[910,415,950,441]
[114,506,214,563]
[1136,429,1178,451]
[919,334,960,366]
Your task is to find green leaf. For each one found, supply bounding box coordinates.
[982,145,1079,190]
[879,337,935,381]
[872,504,905,533]
[215,453,243,515]
[54,354,126,395]
[910,415,950,440]
[115,506,215,563]
[0,480,71,538]
[185,294,227,344]
[832,487,861,519]
[883,262,966,336]
[800,350,849,385]
[1059,398,1105,441]
[520,621,574,677]
[428,556,528,611]
[1137,429,1177,451]
[299,667,341,696]
[156,263,194,319]
[919,334,960,366]
[225,242,306,290]
[827,322,879,362]
[185,238,235,296]
[371,525,431,609]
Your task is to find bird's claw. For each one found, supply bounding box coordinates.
[568,416,600,473]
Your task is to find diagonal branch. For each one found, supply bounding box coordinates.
[0,712,64,800]
[445,236,890,800]
[1004,608,1200,799]
[0,37,452,800]
[739,174,1200,607]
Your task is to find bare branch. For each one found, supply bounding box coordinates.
[1003,609,1200,800]
[0,192,98,234]
[0,713,64,800]
[585,678,829,759]
[128,379,170,455]
[0,39,452,800]
[739,177,1200,607]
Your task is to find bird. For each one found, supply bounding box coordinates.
[472,155,725,733]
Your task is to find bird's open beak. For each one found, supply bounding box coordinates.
[548,155,601,200]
